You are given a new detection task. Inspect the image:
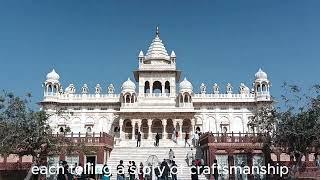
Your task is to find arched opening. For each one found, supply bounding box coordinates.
[183,93,190,103]
[123,119,133,139]
[152,81,162,93]
[59,127,64,133]
[141,119,148,139]
[125,94,130,103]
[256,84,261,92]
[144,81,150,93]
[182,119,192,139]
[166,119,174,139]
[151,119,163,139]
[131,94,135,103]
[165,81,170,93]
[262,84,267,92]
[53,85,57,93]
[86,127,92,133]
[48,84,52,93]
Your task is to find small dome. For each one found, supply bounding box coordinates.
[255,68,268,80]
[46,69,60,81]
[121,78,136,92]
[179,77,193,93]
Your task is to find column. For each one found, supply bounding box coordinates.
[119,118,124,140]
[191,118,196,134]
[178,120,183,140]
[137,121,141,133]
[148,119,152,140]
[162,119,167,139]
[162,84,165,95]
[131,120,135,140]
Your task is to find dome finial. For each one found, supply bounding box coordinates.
[156,26,159,36]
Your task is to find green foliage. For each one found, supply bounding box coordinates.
[0,92,66,158]
[249,83,320,167]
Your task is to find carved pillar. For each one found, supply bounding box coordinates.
[119,118,124,140]
[191,118,196,134]
[178,119,183,140]
[162,84,165,94]
[131,120,135,140]
[150,84,153,94]
[137,120,141,133]
[162,119,167,139]
[148,119,152,140]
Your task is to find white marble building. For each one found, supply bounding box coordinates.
[40,27,272,146]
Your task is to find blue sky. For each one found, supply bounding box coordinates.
[0,0,319,107]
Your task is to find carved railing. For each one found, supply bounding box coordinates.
[199,132,264,145]
[52,132,114,148]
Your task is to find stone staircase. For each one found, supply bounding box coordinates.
[107,140,208,180]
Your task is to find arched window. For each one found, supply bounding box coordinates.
[59,127,64,133]
[48,85,52,93]
[53,85,57,93]
[262,84,266,92]
[125,94,130,103]
[144,81,150,93]
[153,81,162,93]
[165,81,170,93]
[184,94,189,103]
[256,84,261,92]
[131,95,135,103]
[86,127,92,133]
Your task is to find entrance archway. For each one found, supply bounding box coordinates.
[152,81,162,93]
[141,119,149,139]
[166,119,174,139]
[182,119,192,139]
[123,119,133,139]
[151,119,163,139]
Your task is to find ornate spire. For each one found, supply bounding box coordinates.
[145,26,169,60]
[156,26,159,36]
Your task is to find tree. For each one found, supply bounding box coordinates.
[249,83,320,176]
[0,92,69,180]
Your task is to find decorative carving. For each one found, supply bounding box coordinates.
[95,84,102,94]
[200,83,206,94]
[59,86,63,94]
[226,83,233,94]
[213,83,219,94]
[108,84,115,94]
[239,83,250,94]
[82,84,89,94]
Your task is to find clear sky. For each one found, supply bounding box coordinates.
[0,0,319,108]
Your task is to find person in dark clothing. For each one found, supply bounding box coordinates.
[160,160,170,180]
[57,160,69,180]
[155,133,160,147]
[213,159,219,180]
[129,161,136,180]
[191,160,199,180]
[117,160,125,180]
[137,132,142,147]
[171,161,178,180]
